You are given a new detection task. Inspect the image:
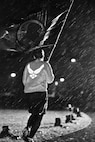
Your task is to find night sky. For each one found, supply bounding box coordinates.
[0,0,95,110]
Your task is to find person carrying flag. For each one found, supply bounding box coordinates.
[22,48,54,142]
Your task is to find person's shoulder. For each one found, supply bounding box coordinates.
[41,61,48,66]
[42,61,51,70]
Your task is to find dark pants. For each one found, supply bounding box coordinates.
[25,92,47,138]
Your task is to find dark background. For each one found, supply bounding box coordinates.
[0,0,95,111]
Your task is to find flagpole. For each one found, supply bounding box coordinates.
[47,0,75,62]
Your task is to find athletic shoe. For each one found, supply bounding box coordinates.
[27,137,34,142]
[22,127,29,138]
[23,136,34,142]
[22,127,30,142]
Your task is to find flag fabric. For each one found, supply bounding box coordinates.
[39,10,68,46]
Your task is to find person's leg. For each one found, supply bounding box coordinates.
[22,113,43,141]
[29,113,43,138]
[27,92,47,138]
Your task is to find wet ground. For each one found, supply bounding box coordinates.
[46,113,95,142]
[0,110,93,142]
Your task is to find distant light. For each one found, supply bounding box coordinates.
[55,81,58,86]
[71,58,76,63]
[68,104,72,108]
[10,73,16,78]
[80,91,84,94]
[10,24,15,28]
[60,78,65,82]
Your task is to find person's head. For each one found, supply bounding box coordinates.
[33,48,45,61]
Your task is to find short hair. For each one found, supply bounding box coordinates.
[33,48,44,59]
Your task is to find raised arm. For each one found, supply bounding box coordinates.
[45,62,54,84]
[22,64,29,85]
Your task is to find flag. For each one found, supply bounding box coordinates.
[39,10,68,46]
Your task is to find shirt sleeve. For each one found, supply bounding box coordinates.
[22,64,29,85]
[45,62,54,84]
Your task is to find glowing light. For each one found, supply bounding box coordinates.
[80,91,84,94]
[71,58,76,63]
[55,81,58,86]
[68,104,72,108]
[10,73,16,78]
[60,78,65,82]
